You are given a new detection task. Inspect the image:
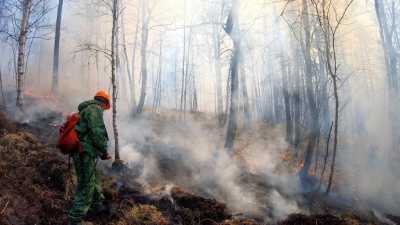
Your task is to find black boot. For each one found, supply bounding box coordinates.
[87,202,110,217]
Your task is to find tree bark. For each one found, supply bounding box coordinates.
[293,53,302,149]
[192,71,198,112]
[51,0,63,94]
[130,4,141,108]
[153,37,163,112]
[0,69,6,109]
[224,0,240,151]
[180,0,186,116]
[111,0,120,162]
[374,0,400,152]
[240,58,251,126]
[310,0,354,194]
[300,0,320,177]
[121,11,132,104]
[375,0,399,93]
[136,0,149,114]
[281,55,293,143]
[16,0,32,109]
[326,74,339,194]
[212,24,224,125]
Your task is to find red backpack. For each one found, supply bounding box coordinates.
[57,113,81,154]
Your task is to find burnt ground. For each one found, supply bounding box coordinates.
[0,110,233,225]
[0,109,399,225]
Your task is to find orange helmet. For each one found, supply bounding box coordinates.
[95,90,111,110]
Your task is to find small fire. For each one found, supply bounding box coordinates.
[298,160,304,169]
[23,89,58,104]
[281,151,295,161]
[22,89,65,124]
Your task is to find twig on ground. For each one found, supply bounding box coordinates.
[1,199,9,215]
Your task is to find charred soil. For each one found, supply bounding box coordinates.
[0,111,397,225]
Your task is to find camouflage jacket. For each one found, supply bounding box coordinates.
[76,100,109,158]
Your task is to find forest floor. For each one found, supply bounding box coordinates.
[0,99,399,225]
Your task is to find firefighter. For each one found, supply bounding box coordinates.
[68,90,112,225]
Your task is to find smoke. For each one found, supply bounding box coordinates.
[338,81,400,215]
[270,190,301,219]
[113,113,302,221]
[1,0,399,222]
[330,2,400,215]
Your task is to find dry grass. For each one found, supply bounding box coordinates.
[0,131,69,225]
[112,204,170,225]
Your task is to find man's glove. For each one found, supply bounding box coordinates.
[100,153,112,160]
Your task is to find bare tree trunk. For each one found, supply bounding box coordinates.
[326,75,339,194]
[240,58,251,126]
[293,53,302,149]
[51,0,63,94]
[0,0,4,30]
[374,0,400,151]
[174,56,178,110]
[318,122,333,191]
[225,46,239,151]
[310,0,354,194]
[317,35,330,136]
[121,11,132,104]
[272,82,280,123]
[224,0,240,152]
[212,14,224,125]
[183,42,190,117]
[224,72,231,125]
[37,41,43,87]
[95,50,100,89]
[153,36,163,112]
[179,19,193,118]
[281,55,293,143]
[300,0,320,177]
[16,0,32,109]
[0,69,6,109]
[111,0,120,163]
[183,28,193,115]
[180,0,187,117]
[130,4,140,108]
[136,0,149,114]
[192,71,198,112]
[375,0,399,93]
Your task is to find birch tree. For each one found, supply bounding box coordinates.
[1,0,50,108]
[110,0,122,166]
[16,0,32,108]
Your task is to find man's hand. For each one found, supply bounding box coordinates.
[100,153,112,160]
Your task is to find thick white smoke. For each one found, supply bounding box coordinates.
[114,114,302,221]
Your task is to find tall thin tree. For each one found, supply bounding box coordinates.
[224,0,240,151]
[51,0,63,94]
[299,0,320,178]
[136,0,149,114]
[16,0,33,108]
[111,0,121,165]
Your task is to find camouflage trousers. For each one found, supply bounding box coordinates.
[68,152,104,223]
